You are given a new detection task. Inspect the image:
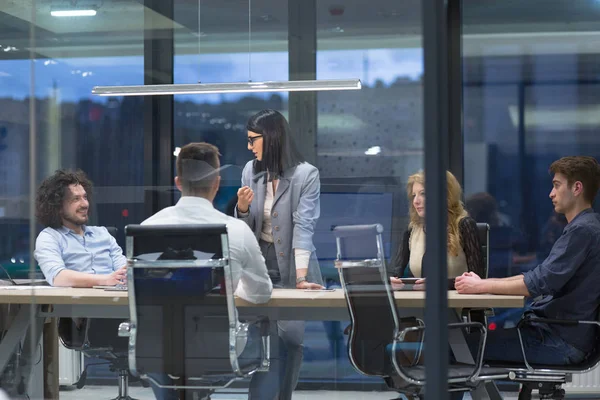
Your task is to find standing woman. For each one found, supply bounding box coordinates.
[236,109,324,399]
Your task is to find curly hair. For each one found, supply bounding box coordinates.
[35,169,93,229]
[407,170,468,257]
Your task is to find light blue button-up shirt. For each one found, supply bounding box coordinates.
[34,226,127,286]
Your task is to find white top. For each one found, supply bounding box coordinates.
[258,179,310,270]
[408,225,468,278]
[260,180,275,243]
[141,196,273,304]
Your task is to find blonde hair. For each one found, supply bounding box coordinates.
[407,171,468,257]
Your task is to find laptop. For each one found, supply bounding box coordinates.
[92,284,128,291]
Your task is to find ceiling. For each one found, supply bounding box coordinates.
[1,0,600,59]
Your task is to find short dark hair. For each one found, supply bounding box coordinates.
[247,109,304,180]
[550,156,600,204]
[36,169,93,229]
[176,142,221,195]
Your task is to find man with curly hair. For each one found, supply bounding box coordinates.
[34,169,127,287]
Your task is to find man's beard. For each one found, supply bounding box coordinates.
[63,209,88,226]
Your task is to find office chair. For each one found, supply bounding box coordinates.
[118,224,271,400]
[58,318,138,399]
[106,226,118,240]
[57,227,140,400]
[333,224,508,399]
[485,313,600,400]
[462,224,493,329]
[476,223,490,279]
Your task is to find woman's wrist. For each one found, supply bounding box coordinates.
[296,267,307,288]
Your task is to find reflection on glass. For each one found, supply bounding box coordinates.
[463,1,600,334]
[172,0,424,389]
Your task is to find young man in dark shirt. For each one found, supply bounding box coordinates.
[456,156,600,365]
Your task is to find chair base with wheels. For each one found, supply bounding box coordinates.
[518,381,566,400]
[59,318,144,399]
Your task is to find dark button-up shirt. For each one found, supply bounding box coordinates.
[524,208,600,353]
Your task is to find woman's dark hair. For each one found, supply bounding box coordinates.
[247,109,304,180]
[36,169,93,228]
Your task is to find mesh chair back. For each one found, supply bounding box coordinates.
[334,224,399,376]
[125,224,242,386]
[476,223,490,278]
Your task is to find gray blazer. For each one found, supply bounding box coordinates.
[236,160,323,288]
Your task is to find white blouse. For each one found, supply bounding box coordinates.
[260,179,310,270]
[408,225,468,278]
[260,180,275,243]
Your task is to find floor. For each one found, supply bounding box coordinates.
[52,387,548,400]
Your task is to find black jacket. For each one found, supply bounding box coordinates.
[390,216,485,279]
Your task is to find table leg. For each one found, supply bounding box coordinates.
[44,318,59,399]
[447,310,503,400]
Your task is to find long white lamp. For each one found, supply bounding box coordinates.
[51,10,97,17]
[92,79,361,96]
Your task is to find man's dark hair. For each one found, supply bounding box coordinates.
[36,169,93,228]
[176,142,221,196]
[550,156,600,204]
[247,109,304,180]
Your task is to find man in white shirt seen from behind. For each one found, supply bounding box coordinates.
[142,142,282,400]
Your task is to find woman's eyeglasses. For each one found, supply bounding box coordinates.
[247,135,263,146]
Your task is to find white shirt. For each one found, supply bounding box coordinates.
[260,181,275,243]
[259,179,310,270]
[141,196,273,304]
[408,225,468,278]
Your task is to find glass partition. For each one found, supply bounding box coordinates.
[0,1,145,397]
[19,0,600,398]
[172,0,423,390]
[463,3,600,388]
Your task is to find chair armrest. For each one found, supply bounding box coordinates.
[398,321,485,341]
[516,317,591,328]
[58,318,91,350]
[462,308,494,333]
[462,307,494,315]
[393,322,486,385]
[118,322,131,337]
[257,316,270,337]
[515,316,599,371]
[255,316,271,372]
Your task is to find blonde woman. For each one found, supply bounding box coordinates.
[390,171,484,285]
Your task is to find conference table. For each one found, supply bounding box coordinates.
[0,287,524,399]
